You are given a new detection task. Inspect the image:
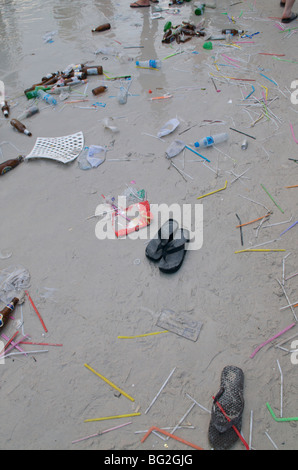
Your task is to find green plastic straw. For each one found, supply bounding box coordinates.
[266,403,298,422]
[260,184,284,214]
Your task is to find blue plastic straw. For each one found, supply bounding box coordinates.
[185,145,211,163]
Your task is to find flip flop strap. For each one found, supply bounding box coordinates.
[212,386,244,433]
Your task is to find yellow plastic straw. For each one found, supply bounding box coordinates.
[84,413,141,423]
[84,363,135,402]
[197,180,228,200]
[118,331,168,339]
[235,249,285,254]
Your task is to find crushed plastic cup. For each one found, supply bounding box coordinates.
[86,145,107,167]
[157,118,180,138]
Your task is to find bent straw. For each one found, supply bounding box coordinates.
[197,180,228,200]
[84,363,135,402]
[289,123,298,144]
[141,426,204,450]
[212,396,250,450]
[266,403,298,422]
[84,413,140,423]
[250,322,296,358]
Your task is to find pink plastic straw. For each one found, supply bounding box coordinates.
[0,334,29,359]
[250,323,296,358]
[72,421,132,444]
[290,123,298,144]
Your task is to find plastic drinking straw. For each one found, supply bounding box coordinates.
[266,402,298,422]
[185,145,211,163]
[250,323,296,359]
[145,367,176,414]
[72,421,132,444]
[235,249,285,254]
[259,73,278,86]
[277,359,283,418]
[20,341,63,347]
[84,413,141,423]
[141,426,204,450]
[25,290,48,333]
[118,331,168,339]
[84,363,135,402]
[244,85,255,100]
[260,184,284,214]
[229,127,256,139]
[0,331,19,355]
[1,332,26,355]
[212,397,250,450]
[0,334,30,360]
[236,213,270,228]
[197,180,228,200]
[285,184,298,188]
[289,123,298,144]
[280,221,298,236]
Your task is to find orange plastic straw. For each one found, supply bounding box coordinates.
[212,396,250,450]
[25,290,48,333]
[236,213,270,228]
[141,426,204,450]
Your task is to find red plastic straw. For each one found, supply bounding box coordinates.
[0,331,19,356]
[212,396,250,450]
[25,290,48,333]
[141,426,204,450]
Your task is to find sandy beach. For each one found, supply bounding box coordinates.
[0,0,298,451]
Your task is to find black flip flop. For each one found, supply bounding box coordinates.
[158,228,190,273]
[280,1,285,6]
[208,366,245,450]
[282,12,298,23]
[145,219,179,261]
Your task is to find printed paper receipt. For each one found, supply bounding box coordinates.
[103,454,193,467]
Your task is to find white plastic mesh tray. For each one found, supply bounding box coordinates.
[25,131,84,164]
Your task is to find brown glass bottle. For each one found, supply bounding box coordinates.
[92,23,111,32]
[82,66,103,76]
[0,156,24,175]
[1,101,10,118]
[222,29,244,35]
[0,298,19,329]
[10,119,32,137]
[92,85,107,96]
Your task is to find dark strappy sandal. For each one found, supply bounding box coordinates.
[208,366,245,450]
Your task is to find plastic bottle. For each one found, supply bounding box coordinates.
[82,66,103,75]
[37,89,57,105]
[136,59,162,69]
[25,86,51,99]
[1,101,9,118]
[92,23,111,32]
[194,132,228,148]
[0,156,24,175]
[17,105,39,120]
[0,298,19,328]
[92,85,107,96]
[194,3,205,15]
[10,119,32,137]
[222,29,244,35]
[118,86,128,105]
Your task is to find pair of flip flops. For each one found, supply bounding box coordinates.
[208,366,245,450]
[145,219,190,273]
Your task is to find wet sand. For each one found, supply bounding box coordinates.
[0,0,298,450]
